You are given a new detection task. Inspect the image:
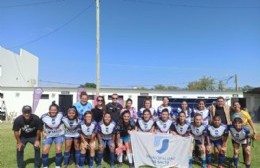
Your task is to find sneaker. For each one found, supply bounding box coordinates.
[207,165,212,168]
[97,165,101,168]
[111,164,115,168]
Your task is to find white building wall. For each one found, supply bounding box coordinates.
[0,47,38,87]
[0,87,243,118]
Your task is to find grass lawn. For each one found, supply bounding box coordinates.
[0,122,259,168]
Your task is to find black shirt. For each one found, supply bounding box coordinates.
[116,119,135,137]
[13,114,43,138]
[91,107,104,123]
[106,103,123,123]
[215,106,227,124]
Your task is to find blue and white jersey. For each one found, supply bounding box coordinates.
[157,105,172,118]
[228,125,250,144]
[207,124,228,141]
[193,108,210,125]
[80,121,97,139]
[41,112,64,138]
[97,121,116,140]
[138,107,157,118]
[74,102,92,119]
[191,124,208,141]
[171,122,191,136]
[154,119,172,133]
[177,108,193,123]
[136,118,154,132]
[62,117,81,138]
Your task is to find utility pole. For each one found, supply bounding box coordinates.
[235,74,238,91]
[96,0,100,95]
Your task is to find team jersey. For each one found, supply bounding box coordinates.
[138,107,157,118]
[116,119,136,137]
[136,118,154,132]
[41,112,64,138]
[190,124,208,141]
[97,121,116,140]
[154,119,172,133]
[171,122,191,136]
[80,121,97,139]
[228,125,250,144]
[177,108,194,123]
[74,102,92,119]
[62,117,81,138]
[193,108,210,125]
[207,124,228,141]
[157,105,172,118]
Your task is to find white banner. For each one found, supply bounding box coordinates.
[131,132,193,168]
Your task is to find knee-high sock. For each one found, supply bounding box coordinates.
[79,153,86,167]
[89,156,94,167]
[206,154,212,165]
[127,153,133,164]
[64,152,70,166]
[118,153,123,163]
[75,150,80,165]
[42,154,49,167]
[55,153,63,166]
[218,153,225,166]
[97,152,103,165]
[110,152,115,165]
[201,156,206,167]
[233,157,239,167]
[189,156,193,168]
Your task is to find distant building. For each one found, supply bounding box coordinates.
[244,87,260,121]
[0,47,38,87]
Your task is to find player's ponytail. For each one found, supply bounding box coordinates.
[49,101,59,111]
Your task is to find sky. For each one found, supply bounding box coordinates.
[1,0,260,88]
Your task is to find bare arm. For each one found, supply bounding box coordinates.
[14,131,23,151]
[248,119,257,134]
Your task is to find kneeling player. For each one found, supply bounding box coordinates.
[135,109,155,133]
[171,111,192,167]
[229,117,251,168]
[79,111,97,168]
[97,113,117,168]
[191,113,207,168]
[206,115,228,168]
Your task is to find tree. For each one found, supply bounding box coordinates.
[218,80,225,91]
[187,76,215,91]
[79,82,96,88]
[239,85,254,91]
[154,84,180,90]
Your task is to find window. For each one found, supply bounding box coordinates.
[156,96,172,101]
[88,95,94,100]
[41,94,49,99]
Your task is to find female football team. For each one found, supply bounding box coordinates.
[38,95,256,168]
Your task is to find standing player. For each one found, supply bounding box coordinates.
[79,111,97,168]
[229,117,251,168]
[157,97,173,120]
[176,101,193,123]
[62,107,81,168]
[190,113,208,168]
[116,110,136,168]
[41,102,64,168]
[171,111,192,167]
[138,98,157,120]
[194,100,210,125]
[206,115,228,168]
[154,108,172,134]
[13,105,42,168]
[96,113,117,168]
[135,109,155,133]
[121,98,138,121]
[74,92,92,119]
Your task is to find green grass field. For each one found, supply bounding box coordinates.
[0,122,259,168]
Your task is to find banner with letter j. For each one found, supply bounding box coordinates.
[131,132,193,168]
